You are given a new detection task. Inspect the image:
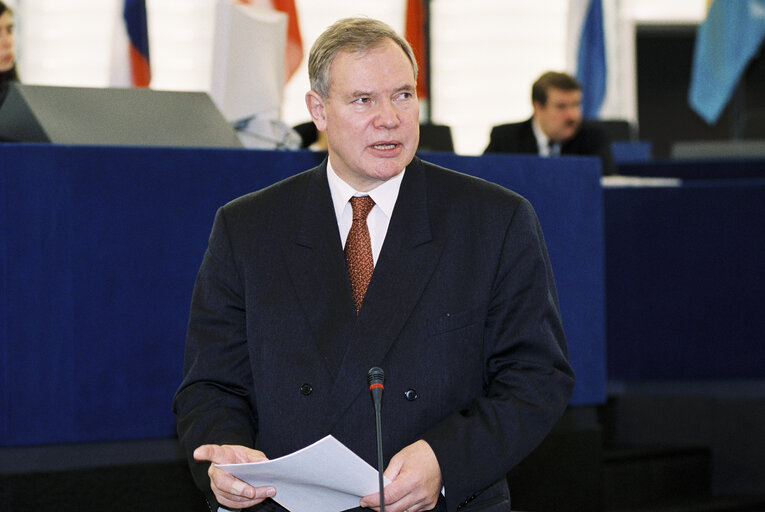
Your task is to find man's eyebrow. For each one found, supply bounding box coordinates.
[394,84,416,94]
[347,84,415,99]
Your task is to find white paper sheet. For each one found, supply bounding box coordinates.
[217,435,389,512]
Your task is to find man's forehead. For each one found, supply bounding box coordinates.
[547,88,581,102]
[333,40,409,67]
[327,43,415,94]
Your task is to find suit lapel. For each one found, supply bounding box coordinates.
[523,119,540,154]
[281,162,356,380]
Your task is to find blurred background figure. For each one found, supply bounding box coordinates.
[292,120,328,150]
[484,71,615,175]
[0,1,18,85]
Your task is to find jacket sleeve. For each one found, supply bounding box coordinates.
[421,198,575,511]
[172,206,258,506]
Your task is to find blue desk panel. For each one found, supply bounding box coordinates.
[1,145,605,446]
[612,141,652,164]
[604,179,765,380]
[618,158,765,180]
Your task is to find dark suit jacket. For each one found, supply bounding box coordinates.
[484,117,615,175]
[173,157,575,511]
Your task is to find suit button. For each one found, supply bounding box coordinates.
[404,389,418,401]
[300,383,313,395]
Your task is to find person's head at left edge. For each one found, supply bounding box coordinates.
[305,17,420,192]
[0,1,18,83]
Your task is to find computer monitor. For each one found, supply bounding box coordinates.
[209,0,286,125]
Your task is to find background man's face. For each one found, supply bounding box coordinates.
[534,87,582,143]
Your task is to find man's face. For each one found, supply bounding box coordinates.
[533,87,582,143]
[306,39,419,192]
[0,11,15,73]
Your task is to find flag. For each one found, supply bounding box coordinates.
[124,0,151,87]
[568,0,607,119]
[405,0,428,101]
[272,0,303,82]
[688,0,765,125]
[110,0,150,87]
[237,0,303,82]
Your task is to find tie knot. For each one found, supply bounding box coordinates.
[350,195,375,220]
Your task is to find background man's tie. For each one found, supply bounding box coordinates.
[345,196,375,314]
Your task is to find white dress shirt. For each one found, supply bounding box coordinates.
[532,117,560,157]
[326,159,405,264]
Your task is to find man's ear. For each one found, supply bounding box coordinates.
[305,91,328,132]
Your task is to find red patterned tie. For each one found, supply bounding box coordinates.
[345,196,376,314]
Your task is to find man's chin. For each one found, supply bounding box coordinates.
[557,129,578,142]
[367,149,414,169]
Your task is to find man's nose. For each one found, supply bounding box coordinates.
[566,108,581,121]
[374,99,399,129]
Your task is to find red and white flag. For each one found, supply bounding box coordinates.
[405,0,428,101]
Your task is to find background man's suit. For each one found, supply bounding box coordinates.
[173,157,575,511]
[485,118,615,175]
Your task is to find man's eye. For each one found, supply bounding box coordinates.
[354,97,371,104]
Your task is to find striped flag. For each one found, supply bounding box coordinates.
[405,0,428,101]
[110,0,150,87]
[272,0,302,82]
[688,0,765,124]
[568,0,607,119]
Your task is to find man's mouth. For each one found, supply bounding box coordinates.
[372,143,398,150]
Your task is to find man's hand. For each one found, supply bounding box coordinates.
[360,440,442,512]
[193,444,275,510]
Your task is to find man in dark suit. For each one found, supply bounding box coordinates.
[485,71,615,175]
[173,18,574,512]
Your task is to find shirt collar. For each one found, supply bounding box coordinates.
[326,159,405,221]
[532,117,551,153]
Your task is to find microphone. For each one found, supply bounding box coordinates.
[368,367,385,512]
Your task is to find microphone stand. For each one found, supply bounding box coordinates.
[374,393,385,512]
[368,367,385,512]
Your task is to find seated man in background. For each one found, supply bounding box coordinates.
[484,71,615,175]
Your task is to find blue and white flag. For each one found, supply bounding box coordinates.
[568,0,607,119]
[688,0,765,125]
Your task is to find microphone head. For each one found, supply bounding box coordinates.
[367,367,384,387]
